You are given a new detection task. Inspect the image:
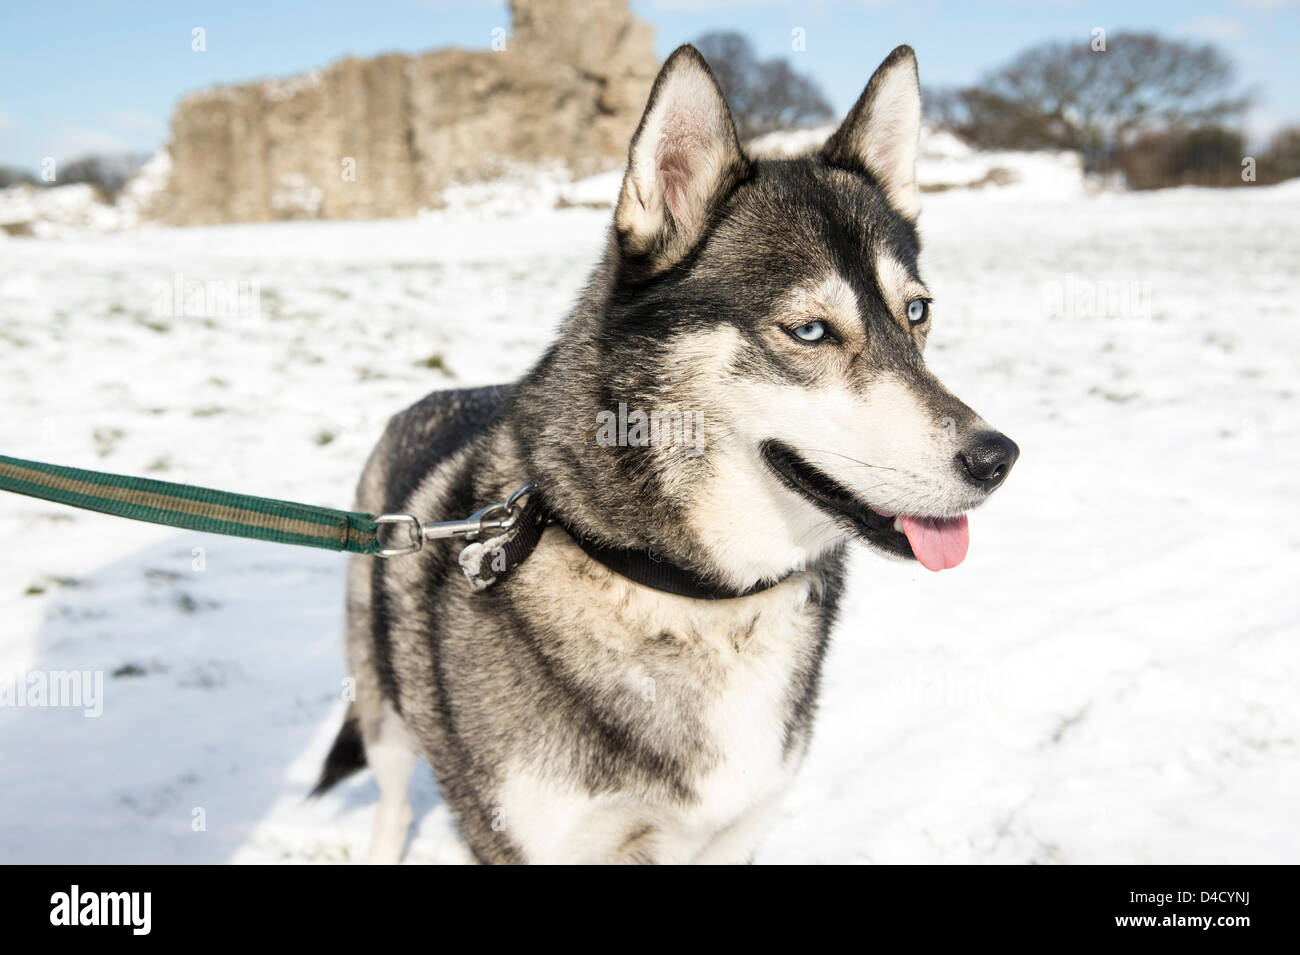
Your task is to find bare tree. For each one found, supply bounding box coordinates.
[57,153,149,201]
[693,32,834,140]
[1261,126,1300,183]
[1113,126,1247,189]
[928,32,1251,168]
[0,165,38,188]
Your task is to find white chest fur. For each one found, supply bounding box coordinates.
[503,542,826,863]
[687,594,813,823]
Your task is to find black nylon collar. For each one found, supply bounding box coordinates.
[547,513,787,600]
[487,486,788,600]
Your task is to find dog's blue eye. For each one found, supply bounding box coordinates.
[792,321,826,343]
[907,300,929,325]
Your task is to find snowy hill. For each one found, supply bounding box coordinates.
[0,127,1092,239]
[0,151,171,237]
[0,145,1297,863]
[749,124,1088,199]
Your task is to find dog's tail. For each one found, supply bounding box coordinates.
[310,705,367,797]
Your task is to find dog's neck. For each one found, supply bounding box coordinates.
[502,370,829,592]
[498,242,843,592]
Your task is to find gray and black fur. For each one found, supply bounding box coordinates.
[314,43,1018,864]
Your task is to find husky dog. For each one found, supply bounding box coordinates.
[313,43,1019,864]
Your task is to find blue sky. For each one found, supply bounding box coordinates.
[1,0,1297,170]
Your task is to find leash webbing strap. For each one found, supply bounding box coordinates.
[0,453,785,596]
[457,491,549,590]
[0,454,383,555]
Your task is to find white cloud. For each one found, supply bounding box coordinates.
[0,112,13,135]
[1238,0,1299,11]
[1243,103,1300,150]
[106,111,164,137]
[48,127,133,161]
[1180,16,1245,38]
[652,0,892,9]
[43,113,166,161]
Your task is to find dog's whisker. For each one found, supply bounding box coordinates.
[797,448,901,473]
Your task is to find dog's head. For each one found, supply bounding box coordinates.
[573,44,1017,585]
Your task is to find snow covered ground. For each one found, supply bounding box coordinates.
[1,167,1298,864]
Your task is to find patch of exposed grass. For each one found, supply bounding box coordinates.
[92,426,126,456]
[414,352,454,377]
[133,314,171,333]
[23,574,80,596]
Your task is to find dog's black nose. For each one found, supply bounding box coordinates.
[958,432,1019,491]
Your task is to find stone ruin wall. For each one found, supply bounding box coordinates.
[159,0,657,225]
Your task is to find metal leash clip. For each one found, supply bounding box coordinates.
[374,483,534,558]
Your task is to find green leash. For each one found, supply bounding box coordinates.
[0,454,383,555]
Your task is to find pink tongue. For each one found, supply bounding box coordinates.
[898,514,970,572]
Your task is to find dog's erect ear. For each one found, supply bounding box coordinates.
[615,45,749,273]
[822,45,922,221]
